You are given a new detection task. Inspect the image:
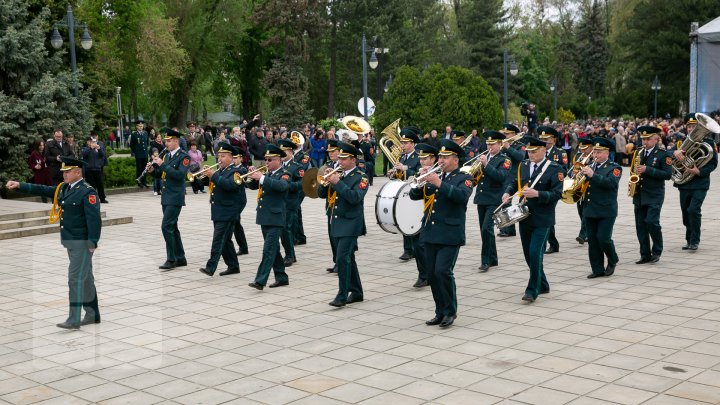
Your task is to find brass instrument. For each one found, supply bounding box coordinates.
[301,167,321,198]
[561,153,593,204]
[502,133,526,147]
[377,119,405,179]
[341,115,372,135]
[290,130,305,150]
[187,163,219,181]
[459,150,490,184]
[671,112,720,184]
[459,132,475,147]
[234,165,268,185]
[628,147,643,197]
[409,163,442,189]
[318,166,343,187]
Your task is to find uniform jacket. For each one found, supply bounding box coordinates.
[233,164,248,211]
[503,142,526,184]
[632,146,672,206]
[505,159,563,228]
[322,160,339,216]
[546,145,568,168]
[154,149,190,206]
[293,150,311,170]
[283,160,304,210]
[582,159,621,218]
[317,167,369,238]
[409,168,473,246]
[129,131,149,158]
[399,151,420,178]
[474,152,511,205]
[245,167,290,227]
[673,137,718,191]
[209,164,241,222]
[19,181,101,248]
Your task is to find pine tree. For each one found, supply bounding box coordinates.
[0,0,93,196]
[575,0,609,99]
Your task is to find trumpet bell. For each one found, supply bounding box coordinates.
[341,115,371,135]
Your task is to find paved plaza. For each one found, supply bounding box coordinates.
[2,173,720,405]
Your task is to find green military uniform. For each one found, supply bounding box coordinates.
[398,129,422,260]
[17,157,102,328]
[582,138,621,278]
[359,139,375,185]
[130,122,150,187]
[200,143,241,277]
[505,137,563,302]
[410,143,438,287]
[292,145,310,245]
[324,140,340,272]
[672,114,718,250]
[539,128,567,253]
[572,139,594,243]
[409,140,473,327]
[153,129,190,269]
[473,131,511,271]
[318,142,369,306]
[279,139,304,266]
[632,126,672,263]
[231,159,249,258]
[246,145,291,288]
[498,124,526,237]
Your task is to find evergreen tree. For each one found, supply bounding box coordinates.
[575,0,608,99]
[0,0,93,196]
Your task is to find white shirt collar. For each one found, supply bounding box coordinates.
[69,178,83,188]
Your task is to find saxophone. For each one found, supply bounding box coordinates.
[627,147,643,197]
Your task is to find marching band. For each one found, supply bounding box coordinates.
[6,112,720,330]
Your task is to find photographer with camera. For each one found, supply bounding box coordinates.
[521,102,538,137]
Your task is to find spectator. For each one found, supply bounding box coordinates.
[28,139,52,202]
[44,130,74,185]
[310,129,327,168]
[248,129,268,167]
[187,142,205,194]
[613,127,626,166]
[228,126,250,167]
[108,130,116,149]
[81,137,108,203]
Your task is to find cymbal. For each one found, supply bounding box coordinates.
[302,167,320,198]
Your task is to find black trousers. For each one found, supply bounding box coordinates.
[519,222,550,299]
[412,234,426,280]
[280,208,297,259]
[577,202,587,241]
[161,205,185,262]
[254,225,287,286]
[295,196,307,243]
[586,216,618,276]
[64,240,99,324]
[327,216,337,263]
[634,203,663,258]
[135,158,149,186]
[402,235,414,255]
[335,236,363,301]
[546,226,560,251]
[425,243,460,317]
[206,220,239,274]
[477,204,499,266]
[84,169,106,201]
[233,214,248,252]
[679,189,707,245]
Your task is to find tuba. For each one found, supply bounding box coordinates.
[341,115,371,135]
[377,119,405,178]
[290,130,305,150]
[628,147,643,197]
[561,153,593,204]
[671,112,720,185]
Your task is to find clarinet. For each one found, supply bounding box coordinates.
[136,147,167,186]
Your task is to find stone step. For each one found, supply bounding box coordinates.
[0,216,133,240]
[0,209,53,222]
[0,212,107,231]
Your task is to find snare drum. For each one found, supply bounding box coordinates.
[492,204,530,228]
[375,180,424,236]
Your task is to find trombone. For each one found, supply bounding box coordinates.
[409,163,443,189]
[186,163,219,181]
[233,165,268,185]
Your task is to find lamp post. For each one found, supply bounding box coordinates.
[384,74,393,93]
[549,76,557,123]
[503,49,518,124]
[50,4,92,97]
[651,75,661,118]
[361,33,381,121]
[372,37,390,101]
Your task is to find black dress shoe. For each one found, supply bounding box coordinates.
[521,294,536,302]
[539,288,550,294]
[347,294,364,304]
[199,268,213,277]
[478,264,490,272]
[248,282,264,290]
[326,265,338,273]
[159,261,176,270]
[283,257,296,267]
[439,315,456,328]
[545,247,559,254]
[425,316,442,325]
[682,244,690,250]
[399,252,412,261]
[635,257,651,264]
[587,273,602,279]
[56,321,80,330]
[175,259,187,267]
[497,232,509,237]
[269,280,289,288]
[236,250,249,256]
[576,237,586,245]
[295,240,307,246]
[412,279,428,288]
[604,263,616,277]
[649,255,660,263]
[328,299,346,307]
[219,269,239,276]
[688,244,698,251]
[100,200,109,204]
[80,317,100,326]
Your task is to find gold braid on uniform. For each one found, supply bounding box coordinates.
[48,183,64,224]
[327,189,337,208]
[422,187,435,226]
[257,185,262,202]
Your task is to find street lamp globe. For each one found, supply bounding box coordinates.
[50,26,63,49]
[549,79,556,92]
[510,60,518,76]
[369,51,378,70]
[80,27,93,50]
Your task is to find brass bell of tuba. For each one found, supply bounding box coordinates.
[671,112,720,185]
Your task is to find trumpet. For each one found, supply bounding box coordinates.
[318,166,343,187]
[234,165,268,185]
[409,163,443,189]
[186,163,219,181]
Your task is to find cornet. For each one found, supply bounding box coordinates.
[234,165,268,185]
[409,163,443,189]
[318,166,343,187]
[187,163,219,181]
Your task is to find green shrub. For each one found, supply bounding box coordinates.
[104,157,137,188]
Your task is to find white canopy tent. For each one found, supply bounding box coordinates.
[690,16,720,113]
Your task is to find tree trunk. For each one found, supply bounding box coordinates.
[327,16,337,118]
[130,85,138,122]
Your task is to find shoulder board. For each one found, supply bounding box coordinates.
[549,161,562,167]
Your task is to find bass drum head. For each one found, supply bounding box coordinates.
[393,183,424,236]
[375,181,407,234]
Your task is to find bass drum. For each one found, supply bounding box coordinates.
[375,180,424,236]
